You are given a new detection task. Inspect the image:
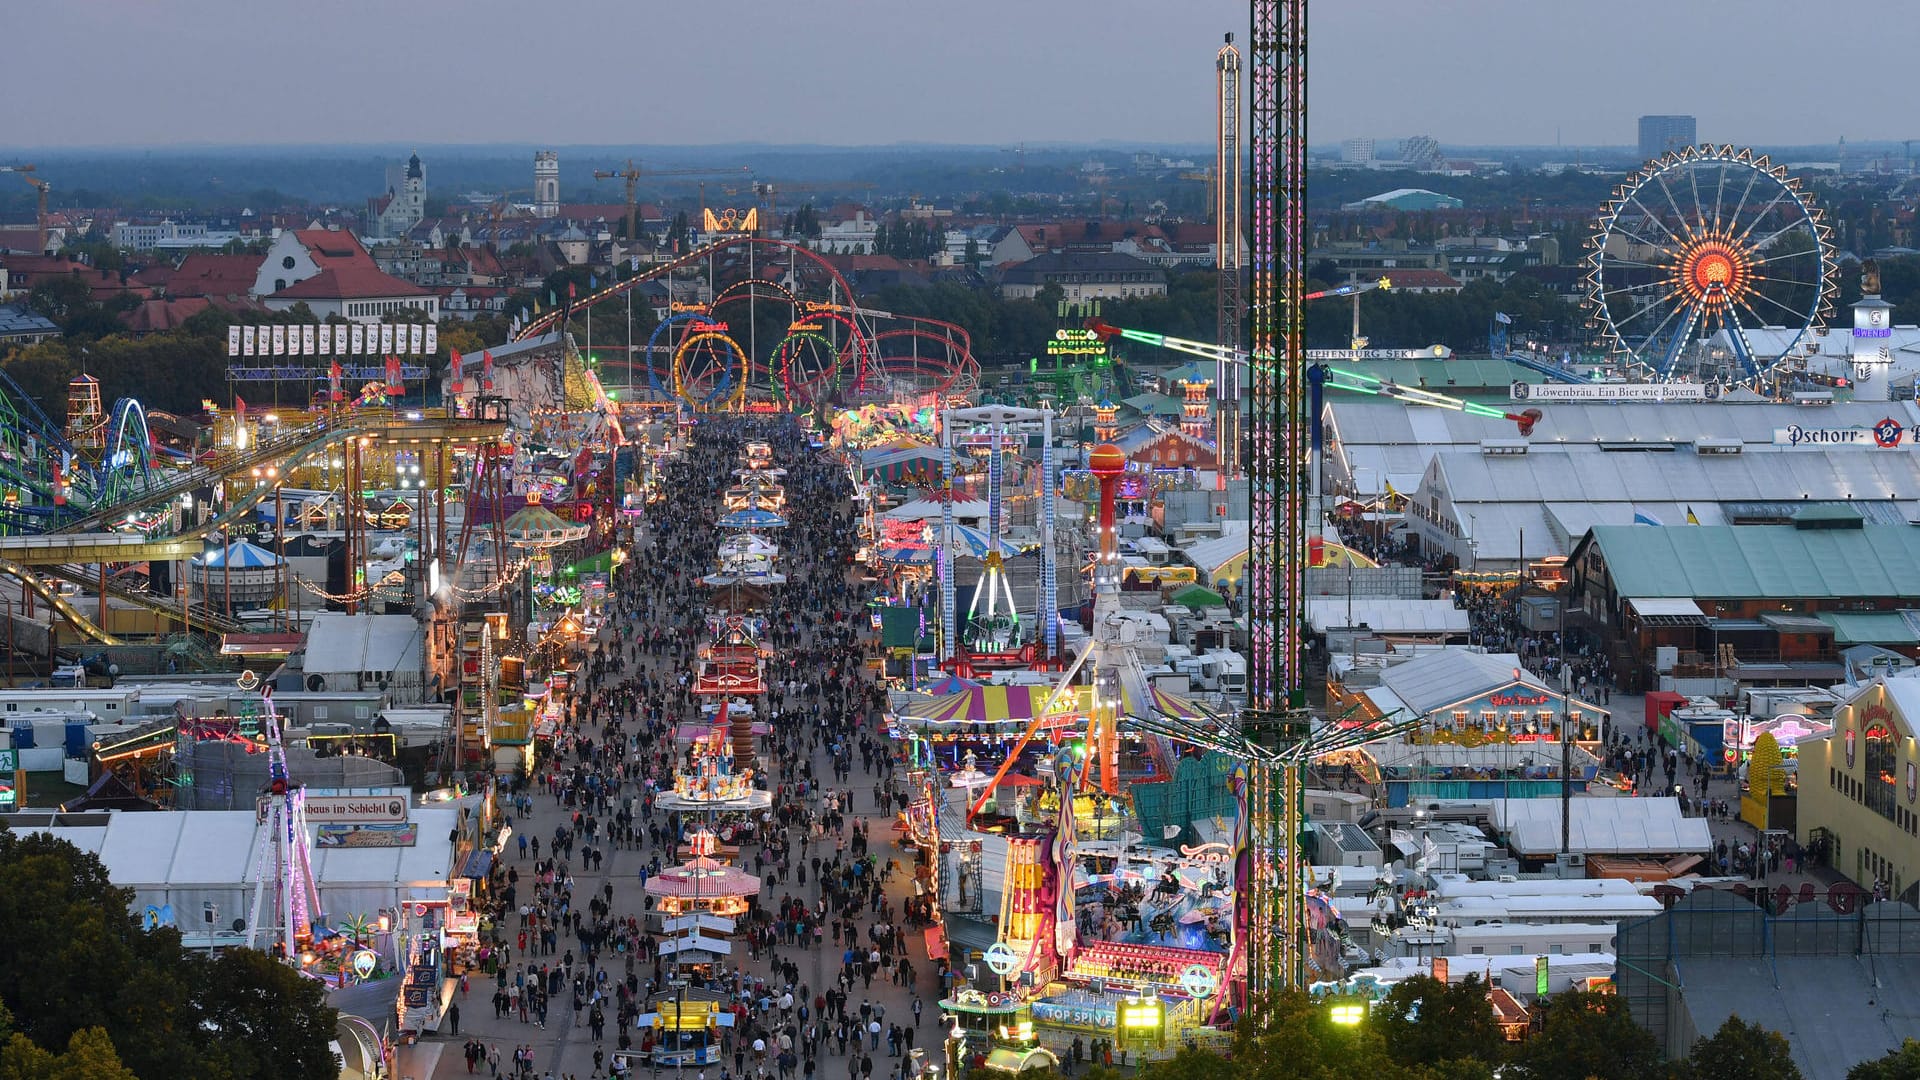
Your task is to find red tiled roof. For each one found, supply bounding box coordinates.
[0,254,82,275]
[168,254,263,299]
[1164,223,1216,247]
[122,297,212,334]
[272,266,432,301]
[459,247,504,276]
[131,264,177,290]
[293,229,371,267]
[1384,269,1462,289]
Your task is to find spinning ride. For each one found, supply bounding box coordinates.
[1587,145,1837,383]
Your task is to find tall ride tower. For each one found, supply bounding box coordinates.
[1248,0,1311,1000]
[1215,34,1244,476]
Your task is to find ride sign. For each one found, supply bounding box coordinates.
[983,942,1019,977]
[1180,965,1220,999]
[1046,329,1107,358]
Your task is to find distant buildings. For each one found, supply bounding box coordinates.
[1340,188,1464,212]
[112,220,208,251]
[997,251,1168,303]
[1637,115,1697,162]
[534,151,560,219]
[1341,138,1375,165]
[367,152,427,239]
[0,305,60,346]
[1399,135,1443,172]
[255,229,437,323]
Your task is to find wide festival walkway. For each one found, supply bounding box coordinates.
[401,419,939,1080]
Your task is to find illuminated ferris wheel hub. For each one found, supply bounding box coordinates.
[1679,239,1747,306]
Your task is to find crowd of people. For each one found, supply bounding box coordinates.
[453,417,939,1080]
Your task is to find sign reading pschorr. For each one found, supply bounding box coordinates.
[256,794,408,824]
[1774,418,1911,448]
[1510,381,1718,403]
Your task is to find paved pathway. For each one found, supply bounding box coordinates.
[401,435,937,1080]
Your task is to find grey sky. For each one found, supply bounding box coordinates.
[6,0,1895,149]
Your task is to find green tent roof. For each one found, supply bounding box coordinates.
[1577,525,1920,601]
[1817,612,1920,646]
[1170,584,1229,608]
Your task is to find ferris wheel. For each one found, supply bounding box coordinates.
[1586,145,1837,383]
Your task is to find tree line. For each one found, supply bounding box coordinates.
[0,831,338,1079]
[1072,978,1913,1080]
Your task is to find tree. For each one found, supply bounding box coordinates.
[193,948,340,1080]
[0,833,338,1080]
[1510,990,1662,1080]
[1682,1015,1801,1080]
[1848,1039,1920,1080]
[1373,975,1503,1070]
[0,1025,138,1080]
[25,275,94,324]
[0,340,77,417]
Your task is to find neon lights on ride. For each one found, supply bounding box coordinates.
[1084,321,1541,435]
[672,331,749,410]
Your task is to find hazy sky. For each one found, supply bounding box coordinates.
[5,0,1896,149]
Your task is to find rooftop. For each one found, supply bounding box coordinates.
[1574,524,1920,600]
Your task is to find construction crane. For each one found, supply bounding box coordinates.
[592,160,747,241]
[747,180,877,228]
[0,165,49,253]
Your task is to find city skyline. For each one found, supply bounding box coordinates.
[2,0,1905,150]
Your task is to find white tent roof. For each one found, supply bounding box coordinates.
[1307,598,1471,635]
[302,613,424,678]
[23,807,459,890]
[657,934,734,957]
[1489,797,1712,857]
[1182,521,1251,577]
[1378,649,1527,716]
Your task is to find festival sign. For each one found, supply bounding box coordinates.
[1510,381,1717,402]
[315,822,419,848]
[1309,346,1450,360]
[259,794,408,824]
[1772,418,1910,448]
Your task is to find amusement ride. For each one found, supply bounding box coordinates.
[1586,144,1838,384]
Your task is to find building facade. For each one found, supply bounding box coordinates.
[369,153,427,239]
[112,220,209,251]
[1797,679,1920,901]
[998,251,1167,302]
[1637,116,1697,162]
[534,151,560,218]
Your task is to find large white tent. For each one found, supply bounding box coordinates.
[24,806,461,940]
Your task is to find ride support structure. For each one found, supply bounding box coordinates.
[1248,0,1311,1000]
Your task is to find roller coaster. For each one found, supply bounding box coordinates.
[0,378,509,644]
[517,235,981,408]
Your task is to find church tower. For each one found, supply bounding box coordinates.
[534,151,560,218]
[402,151,426,221]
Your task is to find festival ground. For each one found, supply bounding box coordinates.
[398,421,939,1080]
